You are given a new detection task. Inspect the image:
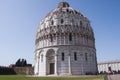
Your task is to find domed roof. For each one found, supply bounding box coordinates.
[38,1,92,30]
[36,1,94,44]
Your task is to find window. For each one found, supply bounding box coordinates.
[85,53,88,61]
[108,67,112,71]
[80,21,82,26]
[62,53,64,61]
[66,9,69,12]
[69,33,72,41]
[74,52,77,61]
[51,20,54,25]
[61,19,64,24]
[50,34,53,42]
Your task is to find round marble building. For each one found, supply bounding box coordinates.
[34,1,98,76]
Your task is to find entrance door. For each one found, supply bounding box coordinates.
[108,67,112,71]
[50,63,54,74]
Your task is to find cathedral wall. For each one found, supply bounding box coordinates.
[56,46,97,75]
[35,43,97,76]
[38,57,46,76]
[36,33,95,50]
[98,62,120,73]
[57,49,69,75]
[34,49,47,76]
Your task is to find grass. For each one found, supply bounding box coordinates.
[0,75,105,80]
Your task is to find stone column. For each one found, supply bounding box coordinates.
[68,53,72,75]
[37,55,40,75]
[55,53,58,75]
[56,34,59,45]
[64,33,66,45]
[60,34,62,45]
[81,55,84,75]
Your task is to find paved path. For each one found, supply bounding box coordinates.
[107,74,120,80]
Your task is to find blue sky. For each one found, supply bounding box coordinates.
[0,0,120,66]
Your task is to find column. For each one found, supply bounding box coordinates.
[81,57,84,75]
[37,55,40,75]
[55,54,58,75]
[68,53,72,75]
[64,33,66,45]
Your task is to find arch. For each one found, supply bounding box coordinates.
[36,50,42,75]
[46,49,55,75]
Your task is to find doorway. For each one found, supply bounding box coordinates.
[108,66,112,71]
[50,63,54,74]
[46,49,55,75]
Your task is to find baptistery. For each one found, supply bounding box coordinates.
[34,1,98,76]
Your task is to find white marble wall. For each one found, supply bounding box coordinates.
[98,62,120,73]
[34,46,97,76]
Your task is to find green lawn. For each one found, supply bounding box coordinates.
[0,75,105,80]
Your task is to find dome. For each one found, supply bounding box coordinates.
[36,1,95,48]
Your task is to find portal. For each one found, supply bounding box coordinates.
[50,63,54,74]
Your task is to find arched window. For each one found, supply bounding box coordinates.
[50,34,53,42]
[85,53,88,61]
[80,21,82,26]
[66,9,69,12]
[62,52,64,61]
[74,52,77,61]
[69,33,72,41]
[51,20,54,25]
[61,19,64,24]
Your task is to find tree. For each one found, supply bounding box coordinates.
[15,59,21,67]
[15,58,29,67]
[21,59,27,67]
